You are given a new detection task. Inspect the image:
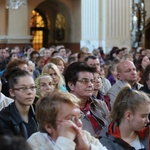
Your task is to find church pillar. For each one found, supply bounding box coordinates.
[7,6,32,44]
[81,0,131,53]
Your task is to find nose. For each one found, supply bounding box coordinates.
[76,119,83,128]
[146,115,149,124]
[88,80,94,87]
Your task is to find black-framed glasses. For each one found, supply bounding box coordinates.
[12,86,37,93]
[77,78,94,85]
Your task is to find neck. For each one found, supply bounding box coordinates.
[93,90,98,97]
[119,121,137,143]
[15,101,30,122]
[128,81,136,87]
[70,92,89,108]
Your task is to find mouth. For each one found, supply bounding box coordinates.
[25,97,34,101]
[86,90,93,92]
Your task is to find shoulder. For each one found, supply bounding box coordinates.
[27,132,43,143]
[108,80,128,92]
[0,102,22,124]
[27,132,48,150]
[0,93,13,111]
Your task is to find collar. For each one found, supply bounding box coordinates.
[108,121,148,139]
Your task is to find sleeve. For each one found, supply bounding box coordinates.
[27,134,76,150]
[55,136,76,150]
[0,117,15,136]
[82,130,108,150]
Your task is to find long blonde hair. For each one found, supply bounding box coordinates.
[42,63,65,89]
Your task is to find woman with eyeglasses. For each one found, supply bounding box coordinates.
[27,90,108,150]
[0,69,37,139]
[99,85,150,150]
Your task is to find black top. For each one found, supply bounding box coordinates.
[0,102,37,140]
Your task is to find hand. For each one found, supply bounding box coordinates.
[74,129,91,150]
[56,120,77,140]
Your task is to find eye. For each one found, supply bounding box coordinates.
[30,86,37,90]
[20,87,27,90]
[70,116,76,122]
[41,83,46,87]
[82,79,88,83]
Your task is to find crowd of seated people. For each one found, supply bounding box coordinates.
[0,45,149,149]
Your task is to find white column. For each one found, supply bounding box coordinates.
[81,0,102,52]
[81,0,132,53]
[7,6,32,43]
[106,0,131,52]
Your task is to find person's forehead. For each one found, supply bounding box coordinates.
[121,62,135,70]
[78,71,93,77]
[57,103,80,118]
[16,76,34,84]
[40,77,52,83]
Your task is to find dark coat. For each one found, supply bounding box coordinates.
[0,102,37,140]
[140,82,150,95]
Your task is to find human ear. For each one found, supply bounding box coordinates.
[44,123,53,135]
[125,110,132,121]
[9,89,15,98]
[68,82,75,92]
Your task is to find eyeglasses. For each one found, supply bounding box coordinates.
[56,113,84,124]
[12,86,37,93]
[77,78,94,85]
[70,113,84,123]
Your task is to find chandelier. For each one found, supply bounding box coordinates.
[6,0,27,9]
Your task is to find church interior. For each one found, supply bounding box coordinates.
[0,0,150,54]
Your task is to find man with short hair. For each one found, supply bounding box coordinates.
[107,60,143,107]
[84,55,111,94]
[64,62,110,137]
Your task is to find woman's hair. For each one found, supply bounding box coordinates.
[49,56,65,66]
[3,59,28,81]
[142,64,150,82]
[42,63,65,89]
[34,73,53,98]
[111,85,150,124]
[136,55,147,70]
[36,90,81,132]
[9,69,31,89]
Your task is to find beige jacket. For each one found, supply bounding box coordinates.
[27,130,108,150]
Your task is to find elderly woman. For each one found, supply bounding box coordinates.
[34,73,54,102]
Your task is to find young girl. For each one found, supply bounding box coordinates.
[42,63,67,92]
[0,69,37,139]
[100,86,150,150]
